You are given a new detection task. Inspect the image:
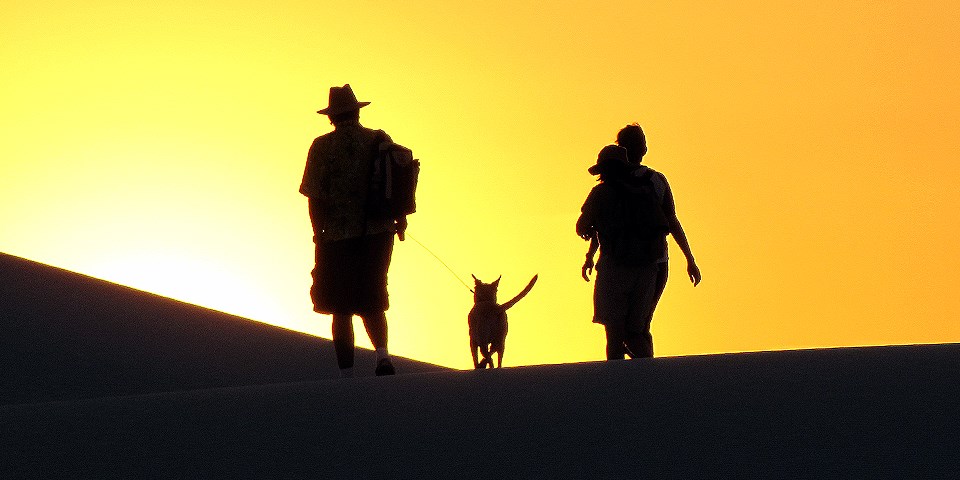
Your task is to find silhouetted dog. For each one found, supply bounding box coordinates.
[468,274,538,369]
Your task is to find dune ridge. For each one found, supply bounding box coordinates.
[0,252,447,405]
[3,344,958,478]
[2,252,957,477]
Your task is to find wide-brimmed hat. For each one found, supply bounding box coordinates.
[588,144,633,176]
[316,84,371,115]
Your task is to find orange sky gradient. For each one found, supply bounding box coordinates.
[3,1,959,369]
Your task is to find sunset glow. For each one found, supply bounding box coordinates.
[3,1,959,368]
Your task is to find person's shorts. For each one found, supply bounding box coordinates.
[592,258,659,335]
[311,232,394,315]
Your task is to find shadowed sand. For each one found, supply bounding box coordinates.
[2,253,958,478]
[0,252,447,405]
[3,345,958,478]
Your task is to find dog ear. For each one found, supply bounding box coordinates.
[472,274,480,284]
[493,275,501,287]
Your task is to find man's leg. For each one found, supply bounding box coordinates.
[332,313,355,375]
[604,323,627,360]
[625,329,653,358]
[625,262,664,359]
[361,311,395,375]
[360,311,388,349]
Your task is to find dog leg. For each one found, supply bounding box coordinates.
[471,339,480,368]
[478,344,493,369]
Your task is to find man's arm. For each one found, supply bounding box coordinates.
[668,215,701,286]
[658,177,700,286]
[308,198,324,236]
[394,215,408,241]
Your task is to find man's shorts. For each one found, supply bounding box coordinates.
[311,232,394,315]
[592,258,660,335]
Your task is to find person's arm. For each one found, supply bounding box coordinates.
[577,188,600,281]
[668,215,701,286]
[308,197,324,236]
[658,176,700,286]
[582,235,599,282]
[394,215,408,241]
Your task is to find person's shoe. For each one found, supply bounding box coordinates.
[375,358,396,376]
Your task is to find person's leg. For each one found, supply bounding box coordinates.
[624,262,664,359]
[605,323,627,360]
[315,237,359,376]
[331,313,355,374]
[361,311,395,376]
[651,261,669,309]
[357,232,396,375]
[641,262,669,357]
[360,311,388,350]
[625,328,653,359]
[594,260,629,361]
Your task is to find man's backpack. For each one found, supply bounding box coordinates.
[367,137,420,219]
[601,169,670,265]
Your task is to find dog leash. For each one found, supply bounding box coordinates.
[405,232,474,293]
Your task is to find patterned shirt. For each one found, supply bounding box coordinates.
[300,121,395,242]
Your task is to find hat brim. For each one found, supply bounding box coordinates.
[588,159,636,176]
[317,101,371,115]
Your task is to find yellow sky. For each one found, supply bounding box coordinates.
[3,1,959,369]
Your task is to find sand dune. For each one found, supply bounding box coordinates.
[0,252,447,405]
[3,344,959,478]
[2,253,958,478]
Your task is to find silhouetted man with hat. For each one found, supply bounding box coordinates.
[300,84,406,377]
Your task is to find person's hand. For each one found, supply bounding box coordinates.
[582,257,595,282]
[687,261,701,286]
[395,216,408,241]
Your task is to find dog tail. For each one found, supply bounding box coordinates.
[500,274,538,311]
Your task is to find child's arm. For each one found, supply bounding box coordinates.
[576,190,600,282]
[582,235,599,282]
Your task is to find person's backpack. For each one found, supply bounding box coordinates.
[367,135,420,219]
[603,169,670,265]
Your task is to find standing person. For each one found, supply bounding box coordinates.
[615,123,700,358]
[578,134,700,360]
[300,84,407,377]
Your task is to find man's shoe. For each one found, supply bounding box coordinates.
[375,358,396,376]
